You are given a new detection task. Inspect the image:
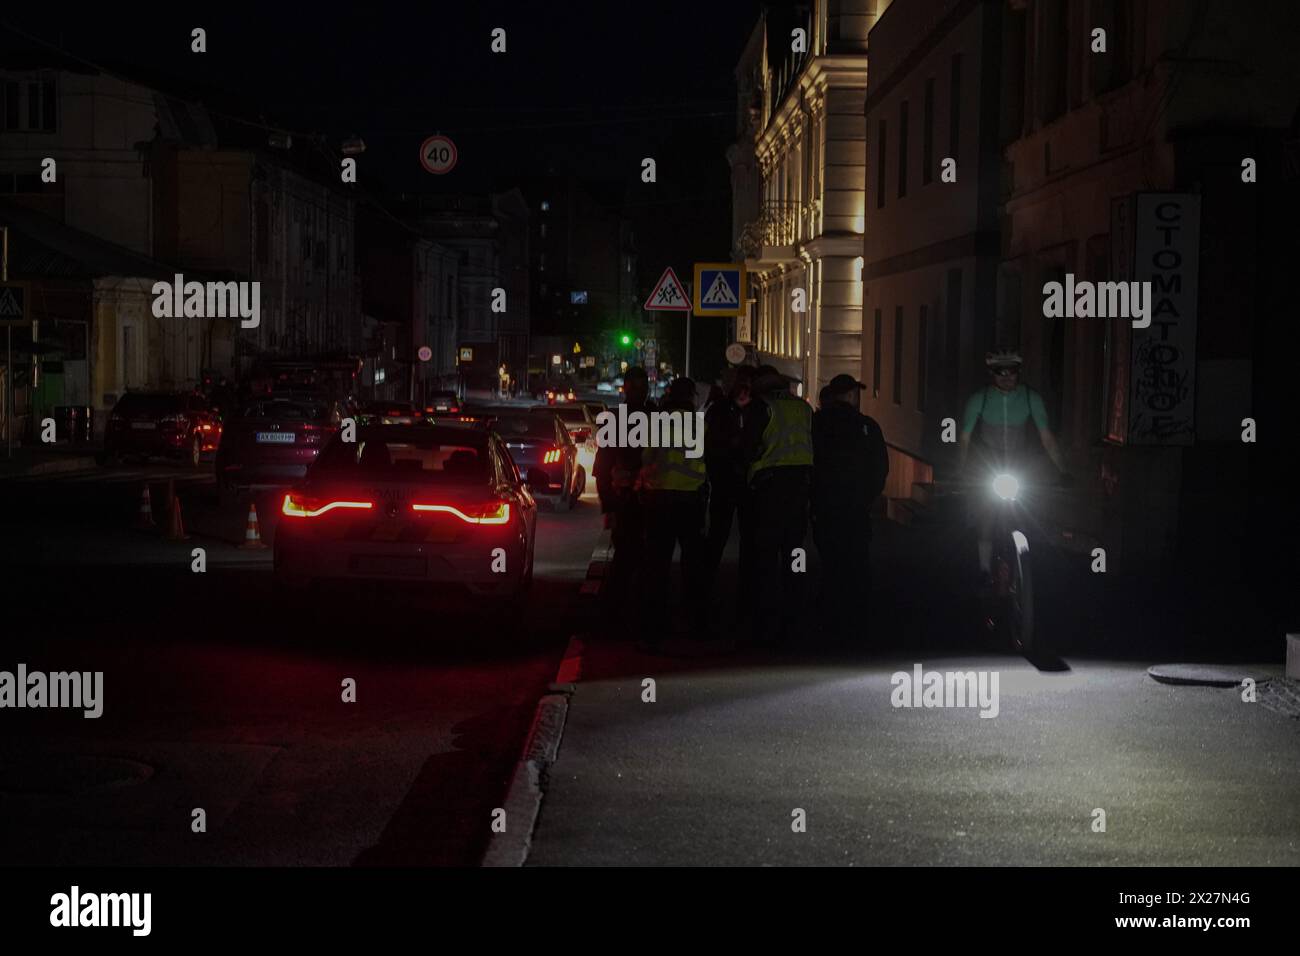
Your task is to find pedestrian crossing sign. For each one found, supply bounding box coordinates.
[692,263,746,316]
[0,282,29,326]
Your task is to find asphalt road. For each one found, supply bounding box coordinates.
[0,461,603,865]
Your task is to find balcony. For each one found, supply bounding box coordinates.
[736,200,805,267]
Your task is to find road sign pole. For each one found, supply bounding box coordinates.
[685,281,692,379]
[3,225,10,459]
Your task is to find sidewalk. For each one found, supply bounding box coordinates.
[525,506,1300,865]
[0,441,100,479]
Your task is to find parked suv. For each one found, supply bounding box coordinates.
[104,391,221,467]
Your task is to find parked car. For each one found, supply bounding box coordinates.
[494,412,581,510]
[104,391,222,467]
[274,423,537,602]
[215,396,343,496]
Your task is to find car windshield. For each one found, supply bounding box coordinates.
[313,430,488,484]
[241,401,328,421]
[495,416,558,439]
[115,394,182,415]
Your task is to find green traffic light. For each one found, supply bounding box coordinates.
[620,334,631,345]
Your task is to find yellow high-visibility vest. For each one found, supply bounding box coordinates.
[749,393,813,480]
[641,445,707,492]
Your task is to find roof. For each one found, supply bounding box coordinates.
[0,199,183,280]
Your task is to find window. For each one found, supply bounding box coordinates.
[893,307,904,405]
[875,120,887,209]
[2,78,56,132]
[256,200,269,266]
[949,54,962,161]
[872,309,883,398]
[897,101,909,198]
[923,79,935,185]
[917,306,929,411]
[1037,1,1067,123]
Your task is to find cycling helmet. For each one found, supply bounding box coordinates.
[985,348,1023,369]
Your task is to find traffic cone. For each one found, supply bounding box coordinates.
[136,484,156,529]
[165,495,189,541]
[240,502,268,550]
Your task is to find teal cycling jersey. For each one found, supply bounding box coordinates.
[961,385,1048,434]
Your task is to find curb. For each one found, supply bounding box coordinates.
[480,636,581,868]
[480,533,609,867]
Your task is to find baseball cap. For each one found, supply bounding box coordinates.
[827,373,868,392]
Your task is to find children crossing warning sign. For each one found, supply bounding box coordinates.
[643,267,690,311]
[692,263,746,316]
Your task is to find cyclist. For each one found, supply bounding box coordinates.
[958,349,1068,579]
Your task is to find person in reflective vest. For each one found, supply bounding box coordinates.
[638,377,709,650]
[742,365,813,648]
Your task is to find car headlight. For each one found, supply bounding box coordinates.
[992,473,1020,501]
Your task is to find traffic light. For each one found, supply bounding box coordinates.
[620,333,632,346]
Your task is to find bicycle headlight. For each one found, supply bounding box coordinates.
[992,473,1020,501]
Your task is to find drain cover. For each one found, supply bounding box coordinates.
[0,754,154,796]
[1147,663,1273,687]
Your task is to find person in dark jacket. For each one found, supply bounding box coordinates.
[703,365,757,625]
[811,373,889,641]
[594,366,654,630]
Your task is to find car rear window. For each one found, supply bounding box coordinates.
[314,432,488,483]
[495,416,558,439]
[115,393,182,415]
[241,401,327,421]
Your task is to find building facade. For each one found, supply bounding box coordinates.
[859,0,1005,496]
[729,0,878,395]
[998,0,1299,574]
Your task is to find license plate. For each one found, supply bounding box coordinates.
[130,422,156,430]
[255,432,296,444]
[349,554,427,576]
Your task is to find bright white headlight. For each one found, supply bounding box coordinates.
[992,473,1020,501]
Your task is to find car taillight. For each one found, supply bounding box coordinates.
[450,405,460,414]
[411,501,510,525]
[281,493,374,518]
[572,428,590,442]
[543,448,561,464]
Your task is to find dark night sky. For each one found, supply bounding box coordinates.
[2,3,789,257]
[3,2,808,378]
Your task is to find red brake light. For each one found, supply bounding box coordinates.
[281,493,374,518]
[411,501,510,525]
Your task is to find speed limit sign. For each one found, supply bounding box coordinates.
[419,135,458,175]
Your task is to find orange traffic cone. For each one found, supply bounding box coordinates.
[165,495,189,541]
[136,484,156,529]
[240,502,268,550]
